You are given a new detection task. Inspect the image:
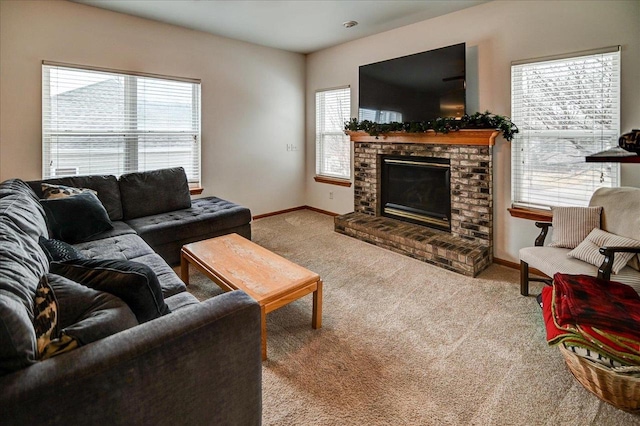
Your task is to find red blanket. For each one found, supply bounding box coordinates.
[552,273,640,339]
[542,286,640,365]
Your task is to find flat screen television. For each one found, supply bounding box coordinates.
[358,43,466,123]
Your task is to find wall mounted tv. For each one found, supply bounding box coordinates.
[359,43,466,123]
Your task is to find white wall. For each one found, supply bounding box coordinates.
[0,0,306,216]
[305,0,640,263]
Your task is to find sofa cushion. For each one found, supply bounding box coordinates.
[0,179,50,316]
[590,186,640,271]
[73,233,155,261]
[520,246,640,295]
[126,196,252,249]
[568,228,640,274]
[46,273,138,345]
[548,206,602,249]
[0,179,49,241]
[39,236,86,263]
[164,291,200,312]
[50,259,171,323]
[0,295,37,375]
[40,192,113,244]
[126,253,187,298]
[28,175,124,221]
[119,167,191,220]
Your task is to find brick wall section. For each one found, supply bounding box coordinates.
[337,140,494,276]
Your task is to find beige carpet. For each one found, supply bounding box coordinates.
[185,210,640,425]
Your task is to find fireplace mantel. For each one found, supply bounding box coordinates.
[346,129,499,146]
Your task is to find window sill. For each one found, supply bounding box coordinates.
[189,187,204,195]
[314,176,352,187]
[508,207,552,221]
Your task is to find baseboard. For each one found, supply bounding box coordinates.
[253,205,339,220]
[303,206,340,217]
[493,257,548,277]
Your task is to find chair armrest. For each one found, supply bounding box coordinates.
[0,290,262,426]
[597,246,640,281]
[534,222,553,246]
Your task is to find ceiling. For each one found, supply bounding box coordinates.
[71,0,489,54]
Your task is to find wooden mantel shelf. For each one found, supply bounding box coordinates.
[345,129,500,146]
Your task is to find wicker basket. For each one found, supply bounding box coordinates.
[559,345,640,413]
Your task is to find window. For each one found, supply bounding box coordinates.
[511,47,620,209]
[316,87,351,180]
[42,62,201,185]
[359,108,402,123]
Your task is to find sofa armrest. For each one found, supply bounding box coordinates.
[534,221,553,246]
[0,290,262,426]
[597,246,640,281]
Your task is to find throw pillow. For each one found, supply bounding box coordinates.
[33,275,78,359]
[40,192,113,244]
[567,228,640,274]
[46,273,138,345]
[41,183,97,200]
[38,236,86,263]
[548,206,602,249]
[50,259,171,323]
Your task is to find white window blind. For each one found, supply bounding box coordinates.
[316,87,351,180]
[42,63,201,185]
[511,47,620,209]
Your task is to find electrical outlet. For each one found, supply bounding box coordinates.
[286,144,290,151]
[329,191,334,199]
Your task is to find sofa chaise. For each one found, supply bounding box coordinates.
[0,170,262,425]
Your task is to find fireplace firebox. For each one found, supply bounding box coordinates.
[380,155,451,231]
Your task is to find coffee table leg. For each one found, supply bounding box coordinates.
[180,252,189,285]
[312,280,322,329]
[261,305,267,361]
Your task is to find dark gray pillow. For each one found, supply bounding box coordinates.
[119,167,191,220]
[50,259,171,323]
[45,274,138,346]
[38,236,86,263]
[40,192,113,244]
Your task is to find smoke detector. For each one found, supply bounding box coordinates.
[343,21,358,29]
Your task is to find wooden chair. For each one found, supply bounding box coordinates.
[519,187,640,296]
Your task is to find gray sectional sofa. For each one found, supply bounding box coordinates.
[0,169,262,425]
[27,167,252,265]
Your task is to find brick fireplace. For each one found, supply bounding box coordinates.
[335,130,497,276]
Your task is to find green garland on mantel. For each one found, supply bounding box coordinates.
[344,111,519,142]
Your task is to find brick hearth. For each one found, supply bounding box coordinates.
[335,130,496,277]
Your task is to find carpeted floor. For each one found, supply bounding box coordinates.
[185,210,640,425]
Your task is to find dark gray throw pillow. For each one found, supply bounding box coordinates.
[50,259,171,323]
[38,236,86,263]
[40,192,113,244]
[45,274,138,346]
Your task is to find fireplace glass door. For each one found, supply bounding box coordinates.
[381,156,451,231]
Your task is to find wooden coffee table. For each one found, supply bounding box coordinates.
[180,233,322,360]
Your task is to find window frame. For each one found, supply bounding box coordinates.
[42,61,202,186]
[315,86,352,183]
[510,46,620,213]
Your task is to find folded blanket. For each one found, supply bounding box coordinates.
[541,284,640,366]
[552,273,640,339]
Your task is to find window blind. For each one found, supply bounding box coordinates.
[316,87,351,180]
[511,47,620,209]
[42,63,201,185]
